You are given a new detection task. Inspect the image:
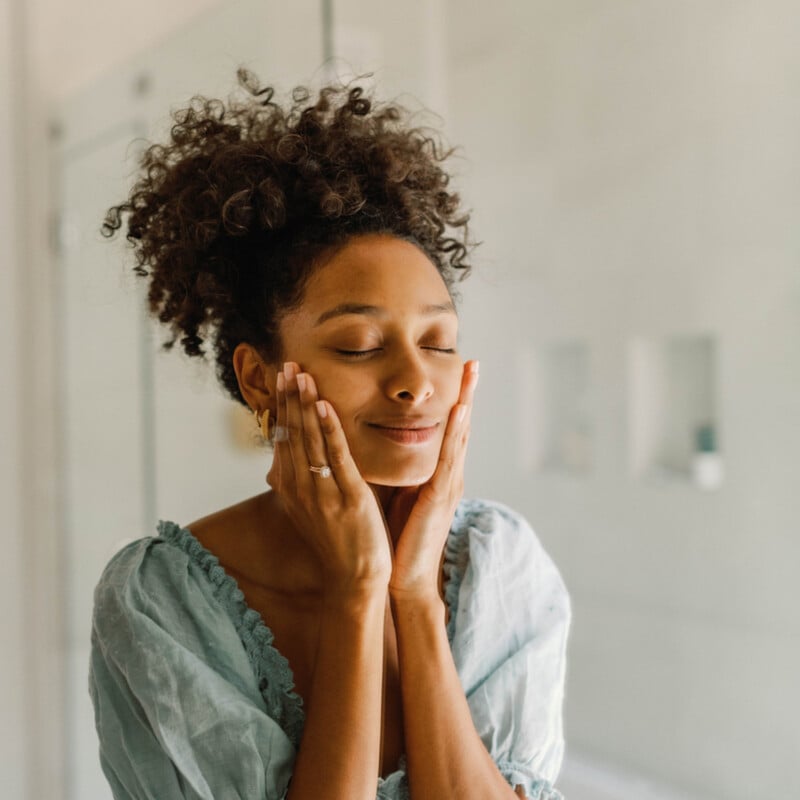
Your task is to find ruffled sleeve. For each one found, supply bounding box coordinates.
[444,499,571,800]
[88,530,299,800]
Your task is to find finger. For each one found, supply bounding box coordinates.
[298,372,341,492]
[445,359,479,470]
[314,399,368,498]
[283,362,314,495]
[428,369,476,494]
[458,359,480,407]
[437,361,478,459]
[434,402,469,483]
[274,369,297,489]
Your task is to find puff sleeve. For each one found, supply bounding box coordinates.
[88,534,300,800]
[443,500,571,800]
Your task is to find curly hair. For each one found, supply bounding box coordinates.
[103,69,474,405]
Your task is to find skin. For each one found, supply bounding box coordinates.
[195,234,526,799]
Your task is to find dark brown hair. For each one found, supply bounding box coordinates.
[103,69,473,405]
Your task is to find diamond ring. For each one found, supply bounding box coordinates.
[309,464,332,478]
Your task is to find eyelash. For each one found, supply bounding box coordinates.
[336,347,456,359]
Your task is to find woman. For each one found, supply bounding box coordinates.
[90,70,570,800]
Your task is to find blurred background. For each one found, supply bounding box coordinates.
[2,1,799,798]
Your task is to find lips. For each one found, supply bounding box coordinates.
[366,418,440,445]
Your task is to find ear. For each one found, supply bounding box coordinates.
[232,343,278,415]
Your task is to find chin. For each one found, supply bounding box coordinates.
[368,471,434,488]
[359,458,436,488]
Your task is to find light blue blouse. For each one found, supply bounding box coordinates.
[89,498,570,800]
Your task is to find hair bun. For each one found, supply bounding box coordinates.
[102,71,473,405]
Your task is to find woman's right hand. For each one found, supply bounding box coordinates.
[266,362,392,597]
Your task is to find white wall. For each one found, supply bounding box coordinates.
[52,3,324,798]
[0,0,28,796]
[445,2,800,798]
[30,0,225,101]
[9,1,800,799]
[330,4,800,796]
[2,0,67,796]
[331,0,448,117]
[6,1,255,798]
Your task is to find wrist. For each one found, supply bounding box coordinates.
[388,561,445,607]
[322,579,389,611]
[389,585,444,613]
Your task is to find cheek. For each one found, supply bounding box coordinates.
[440,362,464,404]
[313,373,373,461]
[312,370,369,422]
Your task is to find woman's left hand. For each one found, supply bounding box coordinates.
[387,359,479,602]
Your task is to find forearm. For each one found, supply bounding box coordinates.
[391,593,519,800]
[287,589,386,800]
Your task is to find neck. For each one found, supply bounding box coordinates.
[371,483,398,512]
[370,483,420,549]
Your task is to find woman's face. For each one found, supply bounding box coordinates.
[276,234,463,487]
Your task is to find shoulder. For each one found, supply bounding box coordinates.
[93,523,191,611]
[446,499,571,698]
[450,497,554,568]
[453,497,535,536]
[91,520,234,650]
[447,498,571,623]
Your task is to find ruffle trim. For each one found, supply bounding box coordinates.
[376,754,409,797]
[156,520,305,750]
[497,761,564,800]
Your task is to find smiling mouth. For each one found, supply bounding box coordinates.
[366,421,440,445]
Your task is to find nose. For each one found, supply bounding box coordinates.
[383,347,435,404]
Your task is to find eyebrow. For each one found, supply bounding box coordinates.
[314,301,456,327]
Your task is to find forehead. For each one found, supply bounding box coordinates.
[301,234,452,311]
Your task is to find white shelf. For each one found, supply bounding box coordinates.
[628,333,723,489]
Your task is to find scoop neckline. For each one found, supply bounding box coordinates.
[155,519,307,749]
[154,504,472,775]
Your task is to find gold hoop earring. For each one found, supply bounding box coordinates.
[254,408,272,440]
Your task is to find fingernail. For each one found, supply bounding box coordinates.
[456,404,467,423]
[277,372,285,391]
[315,400,328,419]
[470,360,480,374]
[283,362,293,379]
[296,373,306,392]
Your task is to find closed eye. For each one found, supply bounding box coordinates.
[335,348,382,358]
[335,346,456,358]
